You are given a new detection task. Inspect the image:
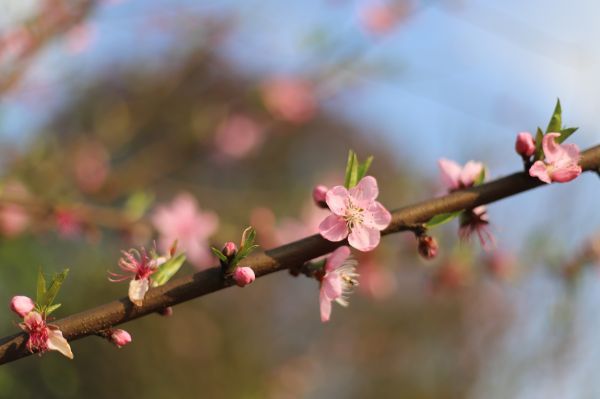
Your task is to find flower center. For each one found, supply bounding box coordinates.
[344,201,364,229]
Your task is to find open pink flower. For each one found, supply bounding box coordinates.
[152,193,218,269]
[318,176,391,252]
[438,158,484,190]
[108,247,162,306]
[529,133,581,184]
[319,246,359,322]
[19,311,73,359]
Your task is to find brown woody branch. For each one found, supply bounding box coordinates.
[0,144,599,365]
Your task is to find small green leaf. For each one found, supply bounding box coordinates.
[344,150,356,188]
[211,247,228,263]
[125,191,155,220]
[152,254,186,287]
[473,168,486,187]
[546,99,562,133]
[36,268,46,306]
[557,127,578,144]
[357,155,374,181]
[40,269,69,310]
[45,303,62,315]
[425,211,463,228]
[241,226,256,248]
[534,127,544,161]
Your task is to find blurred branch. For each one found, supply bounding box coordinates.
[0,144,598,365]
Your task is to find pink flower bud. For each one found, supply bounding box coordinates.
[10,295,35,317]
[222,241,237,258]
[312,185,328,208]
[233,267,255,287]
[159,306,173,317]
[515,132,536,158]
[417,235,438,260]
[110,329,132,348]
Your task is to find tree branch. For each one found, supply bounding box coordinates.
[1,144,599,365]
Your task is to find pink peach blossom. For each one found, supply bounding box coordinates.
[10,295,35,317]
[318,176,391,252]
[110,329,132,348]
[19,311,73,359]
[214,114,265,159]
[65,23,96,54]
[151,193,218,269]
[319,246,358,322]
[262,77,316,124]
[529,133,581,184]
[515,132,536,158]
[108,247,161,306]
[438,158,484,190]
[233,267,255,287]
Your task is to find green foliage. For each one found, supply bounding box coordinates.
[425,211,463,228]
[35,268,69,316]
[344,150,374,189]
[152,253,187,287]
[534,99,579,160]
[213,226,260,274]
[124,191,155,220]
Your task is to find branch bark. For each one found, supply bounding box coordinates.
[1,144,599,365]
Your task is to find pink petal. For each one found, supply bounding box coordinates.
[325,246,351,272]
[550,164,582,183]
[319,290,332,322]
[438,158,461,189]
[529,161,551,184]
[128,278,149,306]
[542,133,563,163]
[319,214,349,242]
[47,328,73,359]
[325,186,349,216]
[560,143,581,162]
[349,176,378,207]
[364,201,392,230]
[459,161,484,187]
[348,224,381,252]
[322,273,343,300]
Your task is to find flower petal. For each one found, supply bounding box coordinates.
[325,246,351,272]
[550,164,582,183]
[349,176,378,207]
[364,201,392,230]
[128,278,149,306]
[319,214,349,242]
[438,158,462,190]
[319,290,332,322]
[348,224,381,252]
[542,133,563,163]
[459,161,484,187]
[325,186,349,216]
[322,273,343,300]
[529,161,551,184]
[47,328,73,359]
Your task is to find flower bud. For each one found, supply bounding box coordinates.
[159,306,173,317]
[233,266,255,287]
[515,132,535,158]
[110,329,132,348]
[312,185,328,208]
[10,295,35,317]
[222,241,237,258]
[417,235,438,260]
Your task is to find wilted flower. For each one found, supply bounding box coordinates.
[109,247,163,306]
[19,311,73,359]
[459,206,495,250]
[318,246,359,322]
[319,176,391,252]
[529,133,581,184]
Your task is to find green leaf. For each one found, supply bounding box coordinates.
[152,254,186,287]
[425,211,463,228]
[40,269,69,310]
[534,127,544,161]
[45,303,62,316]
[125,191,155,220]
[357,155,374,181]
[546,99,562,133]
[344,150,356,188]
[557,127,578,144]
[473,168,486,187]
[211,247,228,263]
[36,268,46,306]
[241,226,256,249]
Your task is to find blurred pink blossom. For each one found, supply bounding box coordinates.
[0,27,35,62]
[0,180,31,237]
[319,176,391,252]
[214,114,265,159]
[262,77,317,124]
[151,193,218,269]
[19,311,73,359]
[357,255,396,300]
[55,209,83,238]
[319,246,358,322]
[438,158,484,190]
[529,133,581,184]
[65,23,96,55]
[72,141,110,193]
[360,2,407,35]
[275,203,330,245]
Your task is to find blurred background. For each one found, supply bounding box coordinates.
[0,0,599,398]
